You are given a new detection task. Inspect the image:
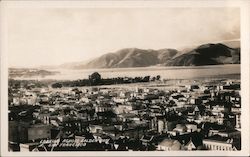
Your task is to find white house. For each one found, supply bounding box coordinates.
[157,139,182,151]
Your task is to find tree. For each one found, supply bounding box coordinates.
[52,83,62,88]
[156,75,161,81]
[143,76,150,82]
[89,72,101,85]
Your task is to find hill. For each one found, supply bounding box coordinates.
[58,41,240,69]
[76,48,179,69]
[166,43,240,66]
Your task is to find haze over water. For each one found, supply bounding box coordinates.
[14,64,240,81]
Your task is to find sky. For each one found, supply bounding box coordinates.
[6,7,240,67]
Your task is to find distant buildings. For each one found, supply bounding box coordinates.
[8,78,241,151]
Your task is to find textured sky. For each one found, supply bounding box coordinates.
[6,7,240,67]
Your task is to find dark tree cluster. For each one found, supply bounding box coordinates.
[52,72,161,88]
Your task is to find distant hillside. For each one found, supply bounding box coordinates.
[76,48,179,69]
[58,41,240,69]
[9,68,59,78]
[166,43,240,66]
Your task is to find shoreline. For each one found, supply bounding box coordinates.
[8,64,240,81]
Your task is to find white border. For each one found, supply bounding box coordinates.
[1,0,249,156]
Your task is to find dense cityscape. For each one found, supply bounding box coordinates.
[8,72,241,151]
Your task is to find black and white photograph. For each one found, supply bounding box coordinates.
[0,0,250,156]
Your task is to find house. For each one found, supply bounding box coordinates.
[203,135,240,151]
[94,104,112,112]
[19,142,40,152]
[172,124,187,135]
[117,112,137,122]
[122,127,146,140]
[209,129,241,138]
[158,119,166,133]
[184,139,198,151]
[186,85,200,91]
[36,112,51,125]
[9,121,51,143]
[235,114,241,129]
[61,118,89,136]
[113,104,133,114]
[38,94,49,103]
[231,107,241,114]
[211,105,225,115]
[140,135,154,146]
[173,132,204,151]
[113,97,127,104]
[89,124,115,134]
[149,115,177,133]
[185,123,198,133]
[157,139,182,151]
[96,111,117,121]
[12,97,21,106]
[190,97,201,105]
[101,129,121,141]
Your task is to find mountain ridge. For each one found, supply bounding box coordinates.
[53,40,240,69]
[165,43,240,66]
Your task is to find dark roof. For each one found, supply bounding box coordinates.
[97,111,117,118]
[201,122,226,130]
[173,131,203,147]
[141,135,154,141]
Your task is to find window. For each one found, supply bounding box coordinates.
[211,145,214,150]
